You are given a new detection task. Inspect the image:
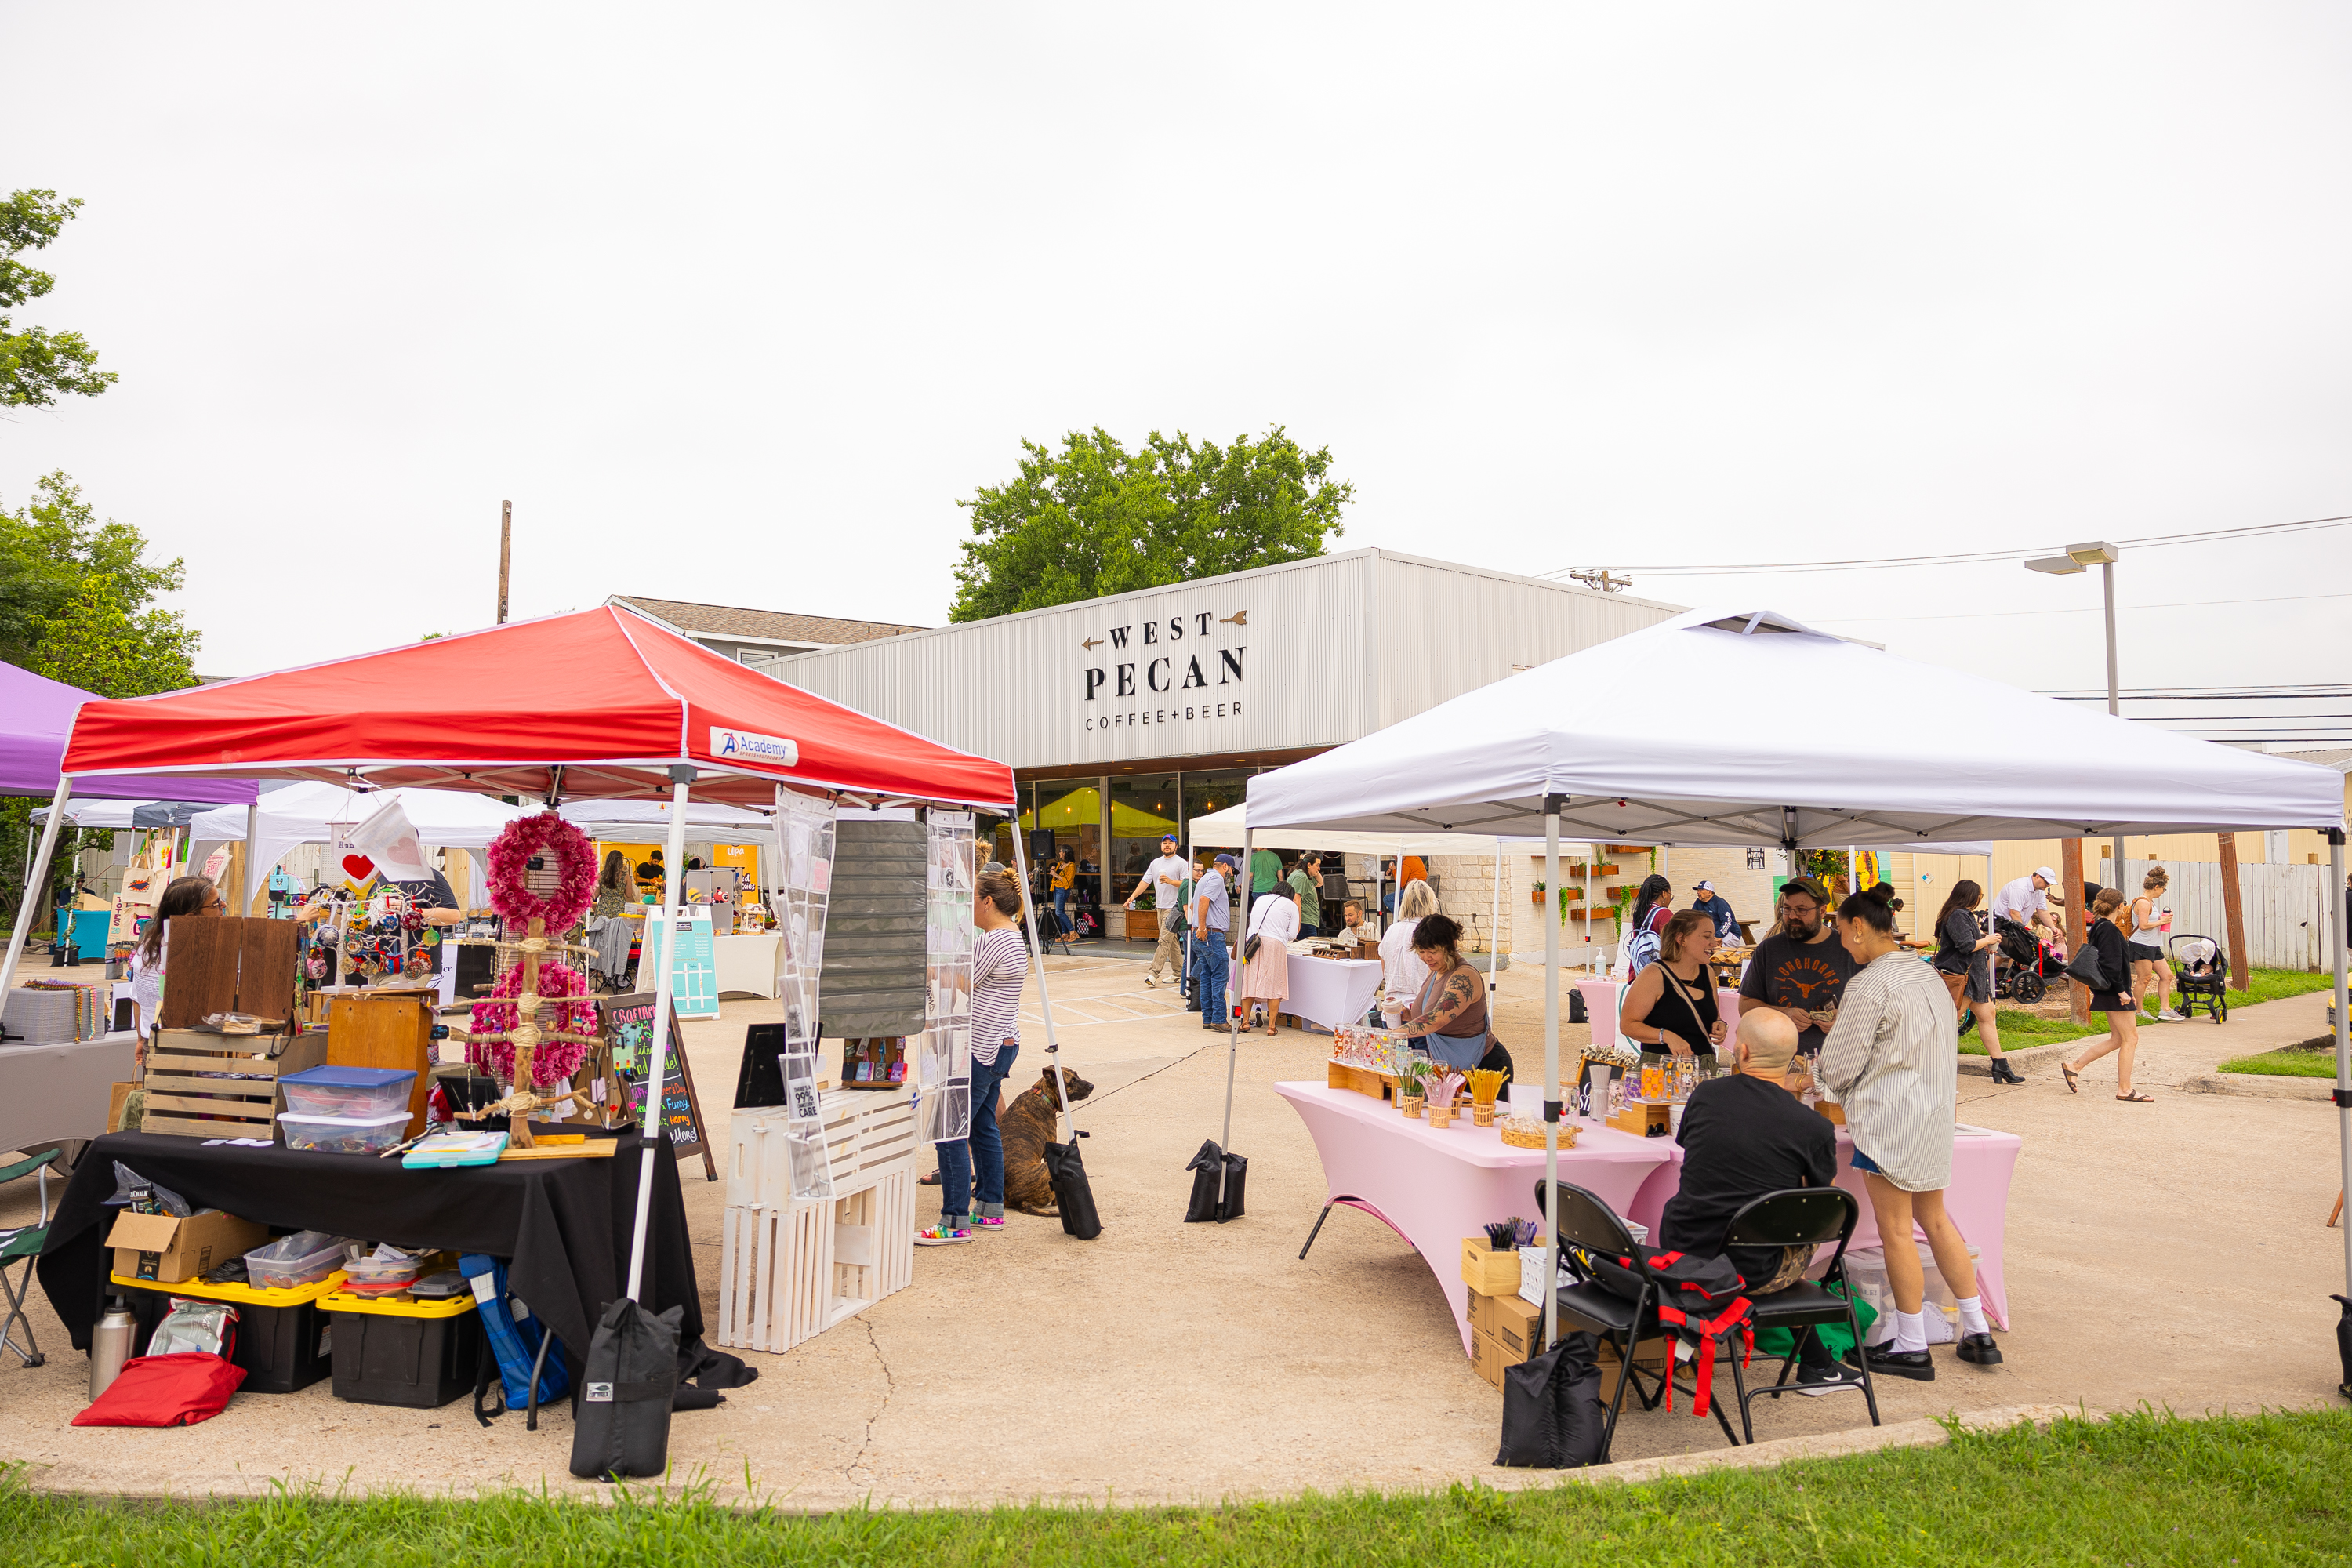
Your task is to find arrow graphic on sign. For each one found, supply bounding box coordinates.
[1081,637,1103,651]
[1220,611,1247,626]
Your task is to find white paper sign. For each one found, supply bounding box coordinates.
[346,797,434,883]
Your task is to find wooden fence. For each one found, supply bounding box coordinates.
[2100,857,2340,972]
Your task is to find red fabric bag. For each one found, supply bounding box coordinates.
[71,1352,246,1427]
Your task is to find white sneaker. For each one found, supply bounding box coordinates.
[1143,975,1156,987]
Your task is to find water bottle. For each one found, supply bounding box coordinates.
[89,1297,138,1402]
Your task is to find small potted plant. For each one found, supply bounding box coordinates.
[1530,880,1546,906]
[1397,1058,1428,1119]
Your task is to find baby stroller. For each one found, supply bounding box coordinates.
[2167,935,2230,1023]
[1990,916,2049,1005]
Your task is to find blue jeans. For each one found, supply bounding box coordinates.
[1051,888,1072,935]
[937,1042,1019,1221]
[1195,933,1230,1026]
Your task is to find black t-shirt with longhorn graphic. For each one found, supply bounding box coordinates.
[1737,929,1857,1056]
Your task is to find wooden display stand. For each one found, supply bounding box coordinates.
[445,916,602,1149]
[717,1090,921,1354]
[155,916,296,1032]
[1327,1058,1399,1103]
[323,991,437,1138]
[1608,1099,1672,1138]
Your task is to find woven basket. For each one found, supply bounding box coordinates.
[1498,1118,1581,1150]
[1400,1094,1425,1119]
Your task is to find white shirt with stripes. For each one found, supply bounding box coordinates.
[968,926,1027,1067]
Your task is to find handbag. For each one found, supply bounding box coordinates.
[1241,933,1262,962]
[2065,942,2107,992]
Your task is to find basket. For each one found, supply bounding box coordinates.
[1498,1117,1580,1150]
[1471,1104,1496,1127]
[1399,1094,1425,1119]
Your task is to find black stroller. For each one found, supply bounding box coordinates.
[1991,916,2049,1005]
[2167,934,2230,1023]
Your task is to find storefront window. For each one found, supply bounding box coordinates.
[1028,775,1104,938]
[1108,774,1181,907]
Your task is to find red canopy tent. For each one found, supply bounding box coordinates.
[4,605,1023,1308]
[49,605,1013,811]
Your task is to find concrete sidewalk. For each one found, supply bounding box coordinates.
[3,960,2347,1508]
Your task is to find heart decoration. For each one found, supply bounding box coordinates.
[341,853,376,881]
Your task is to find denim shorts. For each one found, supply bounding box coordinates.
[1850,1145,1883,1176]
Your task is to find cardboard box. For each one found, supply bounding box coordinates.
[1461,1236,1521,1297]
[106,1209,269,1286]
[1468,1289,1499,1338]
[1597,1334,1675,1405]
[1471,1328,1507,1392]
[1492,1294,1554,1362]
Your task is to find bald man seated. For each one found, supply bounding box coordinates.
[1656,1010,1858,1393]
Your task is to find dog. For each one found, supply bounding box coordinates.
[1001,1065,1094,1216]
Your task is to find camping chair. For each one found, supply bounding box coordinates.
[0,1147,62,1368]
[2167,935,2229,1023]
[1719,1187,1882,1443]
[1534,1179,1740,1457]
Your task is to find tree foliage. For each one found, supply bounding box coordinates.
[1,190,116,410]
[2,471,198,696]
[949,426,1352,622]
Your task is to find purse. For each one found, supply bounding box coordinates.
[2064,942,2107,992]
[1241,933,1262,962]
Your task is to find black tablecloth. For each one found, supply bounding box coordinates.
[38,1130,700,1379]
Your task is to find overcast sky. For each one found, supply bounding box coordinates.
[4,5,2347,740]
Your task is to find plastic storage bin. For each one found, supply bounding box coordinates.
[245,1230,350,1290]
[278,1110,410,1155]
[341,1247,427,1293]
[115,1268,340,1392]
[1842,1243,1978,1346]
[322,1288,484,1408]
[279,1065,418,1120]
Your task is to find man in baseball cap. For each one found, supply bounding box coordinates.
[1126,834,1192,988]
[1689,877,1740,942]
[1189,854,1236,1029]
[1991,866,2063,941]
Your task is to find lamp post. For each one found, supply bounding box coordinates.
[2026,542,2123,873]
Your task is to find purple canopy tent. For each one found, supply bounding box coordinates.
[2,664,260,993]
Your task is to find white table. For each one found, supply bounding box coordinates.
[712,933,781,999]
[1282,954,1385,1029]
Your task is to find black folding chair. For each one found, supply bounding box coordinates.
[1720,1186,1882,1443]
[1534,1179,1740,1457]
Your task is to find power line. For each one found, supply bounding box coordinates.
[2040,682,2347,695]
[1537,510,2352,582]
[1808,590,2352,624]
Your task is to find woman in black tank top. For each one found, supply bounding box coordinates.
[1618,910,1728,1057]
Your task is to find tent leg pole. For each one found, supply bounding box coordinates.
[624,767,694,1302]
[1218,829,1250,1207]
[1542,795,1562,1354]
[2332,832,2350,1366]
[238,804,259,916]
[1490,842,1502,1000]
[1007,822,1074,1140]
[0,779,73,1002]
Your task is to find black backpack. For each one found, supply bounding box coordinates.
[1569,1241,1756,1417]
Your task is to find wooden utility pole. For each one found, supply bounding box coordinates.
[2218,832,2250,994]
[497,500,512,624]
[2062,837,2089,1023]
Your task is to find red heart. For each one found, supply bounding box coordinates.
[342,854,376,880]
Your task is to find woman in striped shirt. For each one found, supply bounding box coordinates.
[921,869,1032,1244]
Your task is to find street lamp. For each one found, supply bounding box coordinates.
[2027,542,2123,873]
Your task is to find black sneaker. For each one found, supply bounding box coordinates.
[1955,1332,2003,1367]
[1791,1361,1868,1397]
[1863,1344,1936,1381]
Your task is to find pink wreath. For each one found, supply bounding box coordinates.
[485,811,597,931]
[467,960,597,1087]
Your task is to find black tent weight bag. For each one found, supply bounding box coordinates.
[1496,1333,1606,1468]
[569,1298,682,1480]
[1042,1133,1102,1240]
[1182,1138,1247,1224]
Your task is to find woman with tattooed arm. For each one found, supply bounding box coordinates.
[1395,914,1492,1071]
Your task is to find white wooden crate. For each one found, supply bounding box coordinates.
[717,1087,921,1353]
[717,1164,919,1353]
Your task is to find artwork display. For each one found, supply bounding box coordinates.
[915,810,977,1146]
[771,787,838,1199]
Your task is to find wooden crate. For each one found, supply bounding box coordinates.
[323,992,436,1138]
[725,1089,919,1208]
[1461,1236,1522,1297]
[154,917,296,1030]
[1327,1058,1399,1103]
[140,1029,326,1140]
[717,1164,919,1354]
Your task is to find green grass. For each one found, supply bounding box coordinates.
[2219,1047,2337,1078]
[1952,967,2341,1056]
[7,1409,2352,1565]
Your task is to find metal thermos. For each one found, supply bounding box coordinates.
[89,1298,137,1402]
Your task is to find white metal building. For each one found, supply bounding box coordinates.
[768,549,1684,921]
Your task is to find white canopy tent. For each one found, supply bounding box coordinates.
[187,781,533,883]
[1239,606,2350,1350]
[556,799,774,838]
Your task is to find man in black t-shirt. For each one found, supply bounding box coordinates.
[1738,876,1856,1057]
[1659,1009,1855,1393]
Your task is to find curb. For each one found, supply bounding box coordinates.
[2180,1070,2337,1102]
[1955,1038,2092,1080]
[1506,1403,2076,1490]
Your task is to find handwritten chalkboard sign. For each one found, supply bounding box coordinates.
[600,990,717,1181]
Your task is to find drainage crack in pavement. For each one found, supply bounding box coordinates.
[844,1316,896,1489]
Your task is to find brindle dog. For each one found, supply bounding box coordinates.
[1000,1065,1094,1216]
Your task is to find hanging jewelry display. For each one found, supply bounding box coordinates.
[914,808,977,1146]
[771,786,837,1200]
[445,811,607,1148]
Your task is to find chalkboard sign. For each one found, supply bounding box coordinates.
[600,990,717,1181]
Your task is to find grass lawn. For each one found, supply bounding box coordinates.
[2219,1048,2335,1078]
[1955,968,2339,1056]
[7,1409,2352,1566]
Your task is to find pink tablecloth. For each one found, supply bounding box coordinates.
[1274,1081,1678,1354]
[1278,1080,2023,1347]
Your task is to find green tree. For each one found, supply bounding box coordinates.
[1,190,116,410]
[1,471,196,689]
[949,426,1352,622]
